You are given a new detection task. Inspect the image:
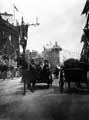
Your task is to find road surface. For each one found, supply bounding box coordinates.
[0,77,89,120]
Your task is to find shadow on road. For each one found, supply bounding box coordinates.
[14,84,89,96]
[33,84,50,90]
[60,86,89,95]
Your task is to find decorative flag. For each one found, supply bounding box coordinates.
[0,12,13,16]
[14,5,19,12]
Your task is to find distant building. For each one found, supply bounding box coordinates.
[31,50,43,64]
[42,41,62,68]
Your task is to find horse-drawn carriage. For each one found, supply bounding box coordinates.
[59,58,89,93]
[17,56,53,95]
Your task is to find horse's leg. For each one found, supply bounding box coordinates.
[76,82,81,88]
[27,78,33,92]
[32,81,35,88]
[20,75,24,83]
[50,74,53,87]
[30,80,35,92]
[22,74,26,95]
[23,78,26,95]
[3,71,6,80]
[68,81,70,89]
[1,71,5,80]
[27,80,31,89]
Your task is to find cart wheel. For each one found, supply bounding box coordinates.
[21,76,26,95]
[87,84,89,93]
[59,81,64,93]
[50,81,52,87]
[23,80,26,95]
[87,71,89,93]
[47,83,50,88]
[32,82,35,88]
[59,69,64,93]
[49,74,53,87]
[87,80,89,93]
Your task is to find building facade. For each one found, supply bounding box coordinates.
[0,15,19,58]
[42,41,62,68]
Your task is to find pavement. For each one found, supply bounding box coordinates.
[0,77,89,120]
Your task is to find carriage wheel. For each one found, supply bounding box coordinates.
[87,71,89,93]
[59,70,64,93]
[31,82,35,92]
[59,81,64,93]
[47,83,50,88]
[68,81,71,89]
[50,81,52,87]
[48,74,53,87]
[50,75,53,87]
[87,78,89,93]
[23,82,26,95]
[32,82,35,88]
[23,77,26,95]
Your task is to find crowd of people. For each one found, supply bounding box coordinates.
[0,53,61,82]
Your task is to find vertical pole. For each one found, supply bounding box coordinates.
[13,4,15,25]
[14,9,15,22]
[23,47,26,95]
[21,17,26,95]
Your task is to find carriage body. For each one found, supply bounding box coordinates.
[64,68,87,83]
[21,63,53,85]
[17,56,53,95]
[59,59,89,93]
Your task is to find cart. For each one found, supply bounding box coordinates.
[59,59,89,93]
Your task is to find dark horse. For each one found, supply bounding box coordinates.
[16,56,39,95]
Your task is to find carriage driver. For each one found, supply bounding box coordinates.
[43,60,51,78]
[43,60,50,71]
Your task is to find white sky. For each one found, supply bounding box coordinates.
[0,0,87,59]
